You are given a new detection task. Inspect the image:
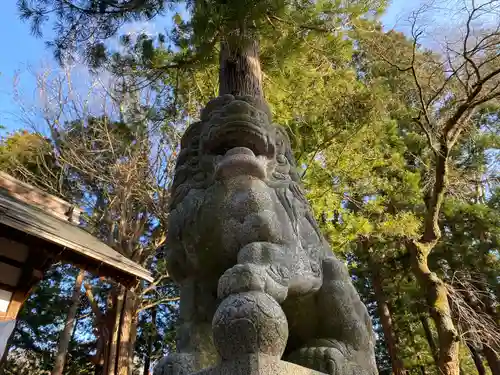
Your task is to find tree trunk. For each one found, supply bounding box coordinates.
[408,241,460,375]
[143,307,157,375]
[418,308,439,367]
[143,331,152,375]
[484,346,500,375]
[92,285,141,375]
[404,136,460,375]
[467,344,486,375]
[51,269,85,375]
[118,290,138,375]
[371,262,406,375]
[219,38,263,99]
[107,285,125,375]
[85,282,111,374]
[128,311,138,375]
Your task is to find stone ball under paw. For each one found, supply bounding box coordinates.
[212,291,288,360]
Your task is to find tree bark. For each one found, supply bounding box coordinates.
[143,307,157,375]
[107,285,125,375]
[87,283,140,375]
[128,310,138,375]
[143,331,152,375]
[51,269,85,375]
[85,282,110,373]
[118,290,138,375]
[219,38,263,99]
[408,240,460,375]
[484,346,500,375]
[371,262,406,375]
[405,142,460,375]
[418,300,439,366]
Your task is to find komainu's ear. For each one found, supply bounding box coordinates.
[180,121,204,149]
[274,125,301,183]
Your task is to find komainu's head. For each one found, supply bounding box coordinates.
[169,94,303,210]
[166,95,322,282]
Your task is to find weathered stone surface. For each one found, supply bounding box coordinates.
[212,292,288,360]
[192,354,327,375]
[154,95,378,375]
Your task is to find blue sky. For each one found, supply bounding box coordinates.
[0,0,418,135]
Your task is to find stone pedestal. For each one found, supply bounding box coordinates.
[193,354,326,375]
[200,291,328,375]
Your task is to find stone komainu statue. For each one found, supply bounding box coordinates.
[155,95,378,375]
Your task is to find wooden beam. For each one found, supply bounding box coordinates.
[5,290,26,320]
[0,255,24,269]
[0,283,15,293]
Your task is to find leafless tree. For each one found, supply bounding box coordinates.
[367,1,500,374]
[10,63,182,375]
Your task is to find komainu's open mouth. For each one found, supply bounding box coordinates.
[204,120,275,180]
[205,121,272,158]
[200,97,277,180]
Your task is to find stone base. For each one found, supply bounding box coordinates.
[193,355,326,375]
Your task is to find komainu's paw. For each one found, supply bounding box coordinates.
[153,353,195,375]
[217,263,289,302]
[286,346,373,375]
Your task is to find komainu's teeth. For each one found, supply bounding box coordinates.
[224,147,255,157]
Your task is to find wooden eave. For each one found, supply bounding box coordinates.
[0,191,153,285]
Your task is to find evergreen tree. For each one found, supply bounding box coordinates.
[7,1,500,374]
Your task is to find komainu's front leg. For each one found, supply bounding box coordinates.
[218,241,322,302]
[286,341,371,375]
[286,258,378,375]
